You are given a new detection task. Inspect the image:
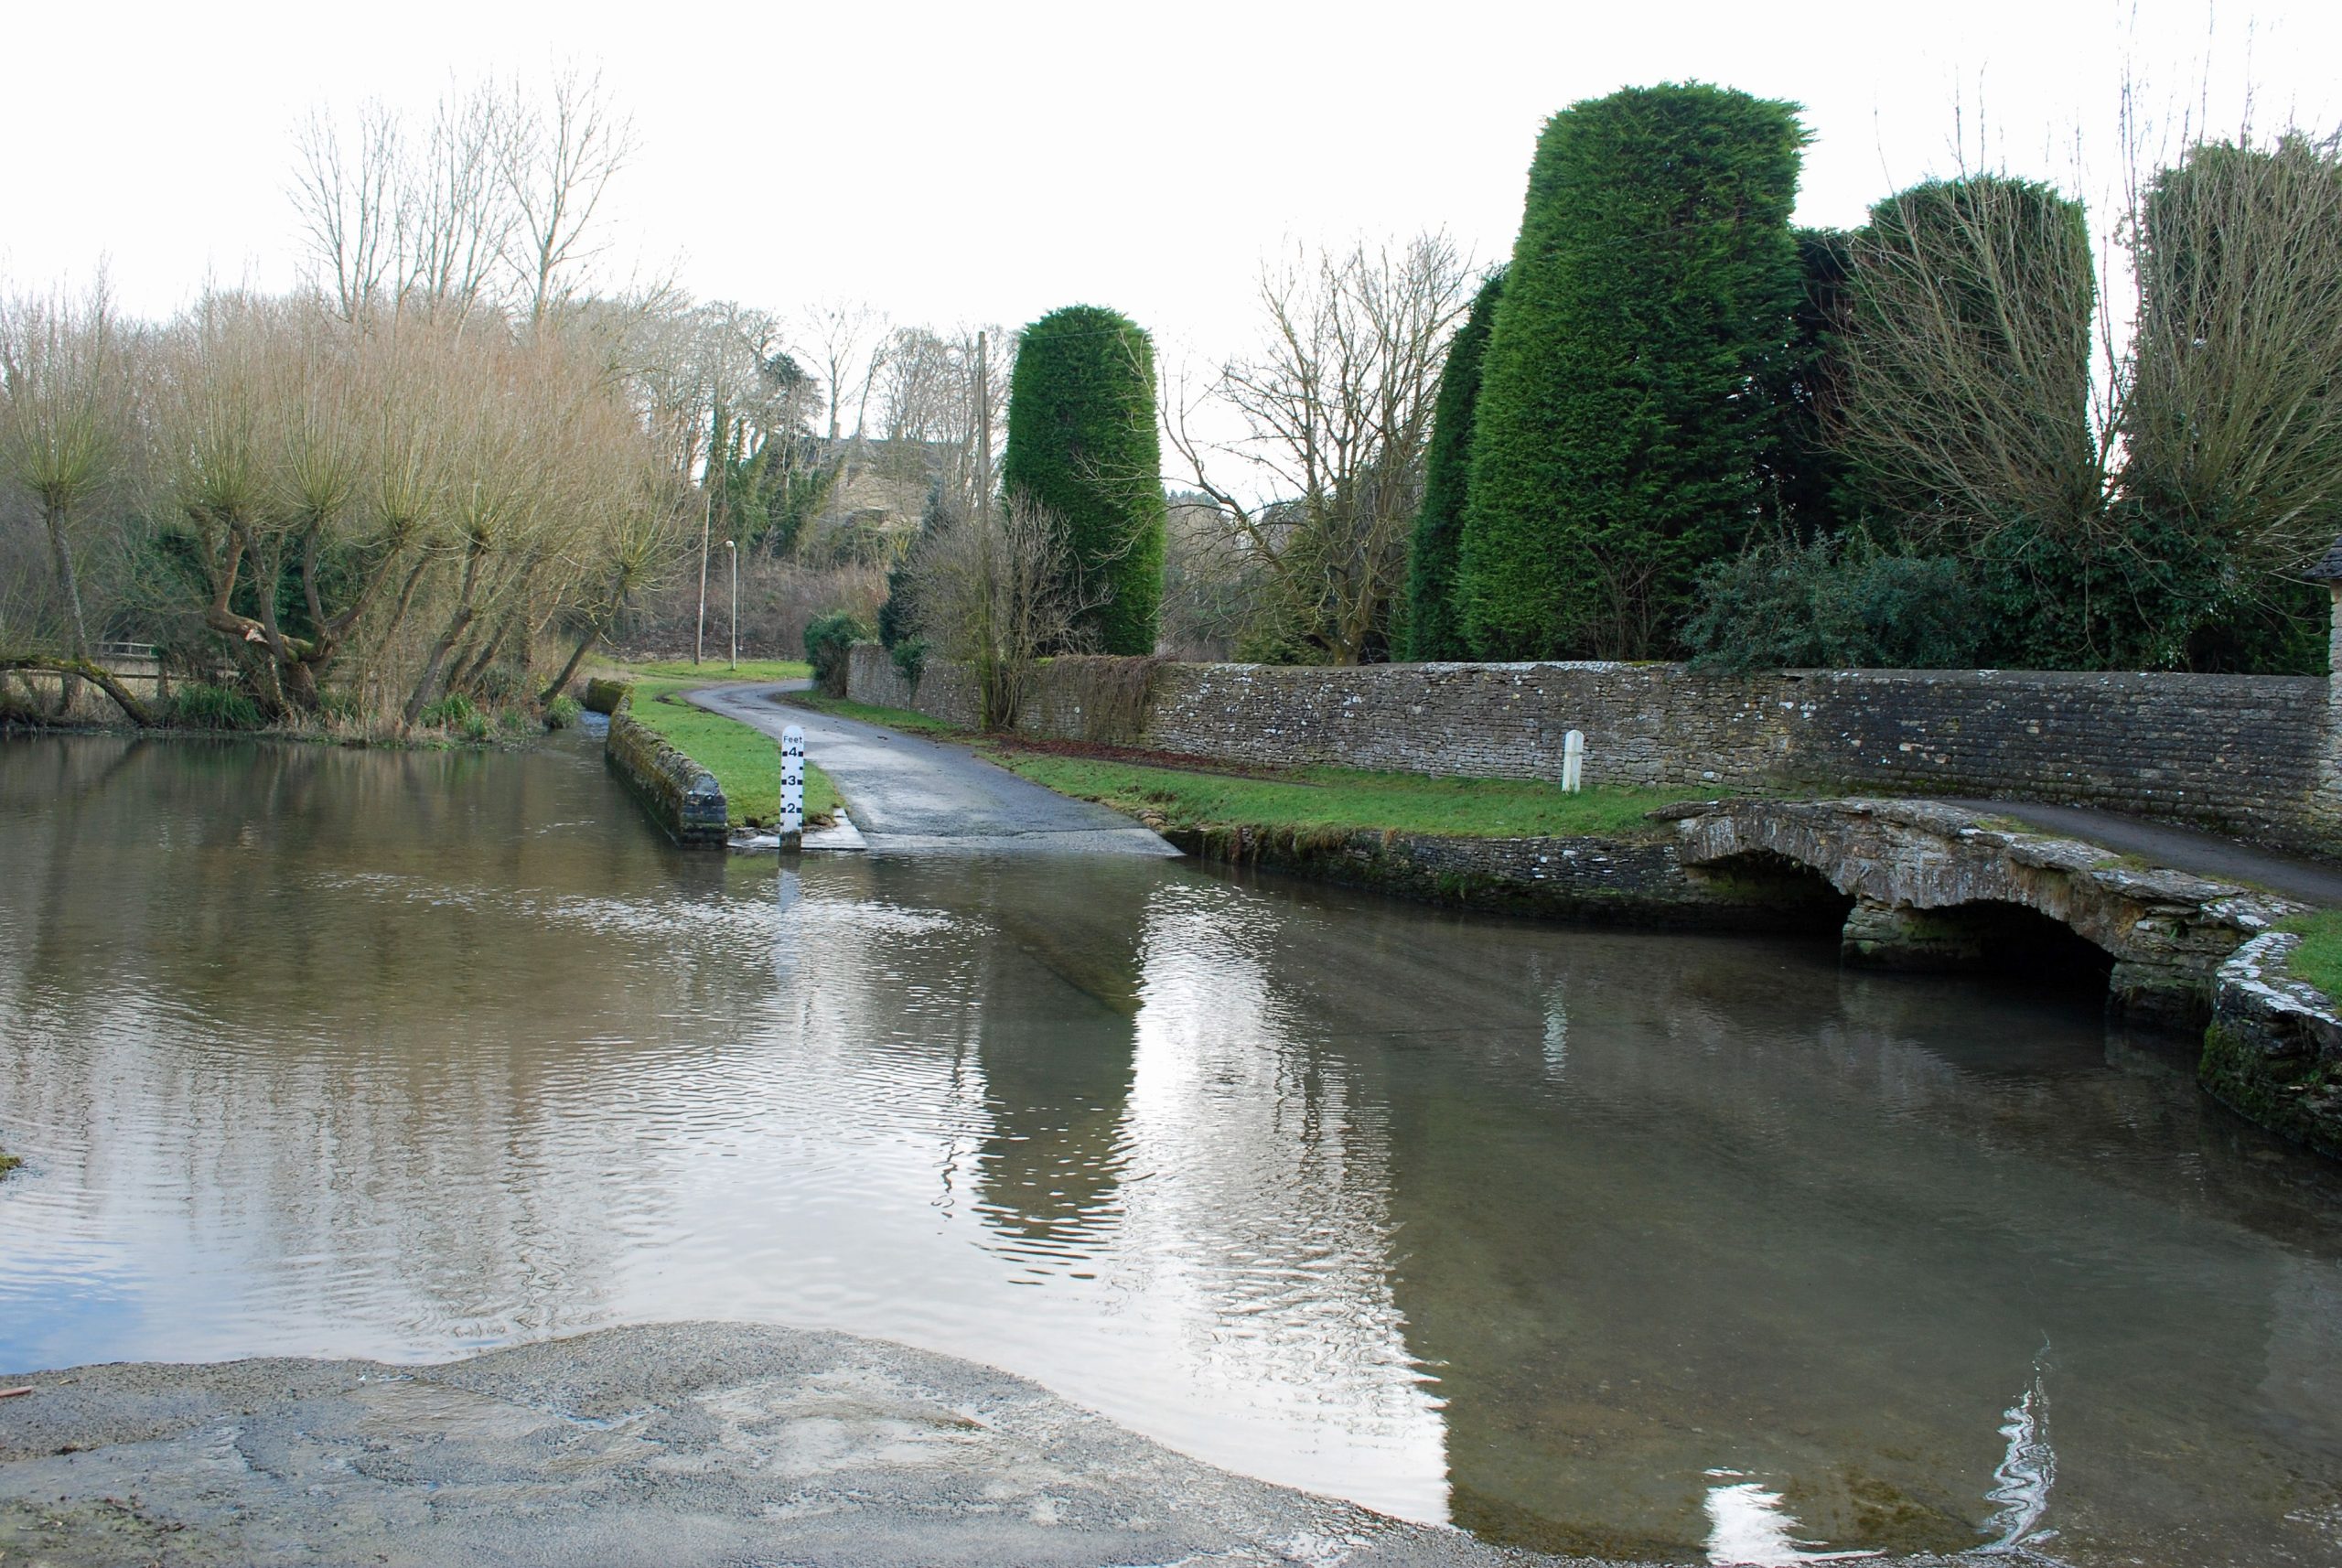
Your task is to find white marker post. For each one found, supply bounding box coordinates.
[780,724,806,851]
[1562,728,1585,794]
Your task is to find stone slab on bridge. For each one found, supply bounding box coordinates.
[1666,797,2302,1024]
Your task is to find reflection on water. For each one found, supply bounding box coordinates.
[3,735,2342,1565]
[1979,1352,2056,1557]
[1703,1474,1881,1564]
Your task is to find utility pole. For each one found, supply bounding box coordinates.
[974,329,992,524]
[727,540,738,669]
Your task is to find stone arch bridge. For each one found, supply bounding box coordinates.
[1665,798,2300,1025]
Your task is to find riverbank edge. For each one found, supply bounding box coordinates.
[605,701,729,847]
[1163,821,1844,933]
[2207,931,2342,1158]
[0,714,555,752]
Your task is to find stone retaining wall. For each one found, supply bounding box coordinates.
[606,708,728,847]
[1167,823,1847,931]
[846,644,2337,848]
[2206,931,2342,1158]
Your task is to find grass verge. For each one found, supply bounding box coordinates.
[595,660,839,828]
[785,692,968,738]
[619,659,815,689]
[987,751,1681,840]
[2278,909,2342,997]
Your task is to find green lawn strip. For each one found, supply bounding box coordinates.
[593,660,838,827]
[785,692,967,737]
[622,658,815,686]
[985,751,1680,841]
[2277,909,2342,998]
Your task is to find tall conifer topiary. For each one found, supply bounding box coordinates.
[1001,306,1166,655]
[1406,269,1505,660]
[1459,83,1808,659]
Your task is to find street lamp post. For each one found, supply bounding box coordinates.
[726,540,738,670]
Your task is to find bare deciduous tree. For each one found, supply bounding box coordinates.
[877,327,958,444]
[506,67,637,324]
[798,299,890,443]
[904,492,1099,728]
[289,70,634,326]
[1166,233,1469,663]
[292,102,402,321]
[135,290,668,724]
[406,83,517,314]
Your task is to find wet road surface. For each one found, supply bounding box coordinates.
[686,682,1176,855]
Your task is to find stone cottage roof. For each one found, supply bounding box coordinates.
[2310,537,2342,582]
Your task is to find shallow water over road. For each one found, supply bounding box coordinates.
[3,735,2339,1564]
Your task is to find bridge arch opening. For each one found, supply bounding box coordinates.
[1842,897,2116,997]
[1684,849,1855,934]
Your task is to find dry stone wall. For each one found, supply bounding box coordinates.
[848,646,981,728]
[844,644,2338,849]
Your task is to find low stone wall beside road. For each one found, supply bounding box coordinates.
[846,644,2339,850]
[606,707,727,847]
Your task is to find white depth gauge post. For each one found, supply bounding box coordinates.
[780,724,805,849]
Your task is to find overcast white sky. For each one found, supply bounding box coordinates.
[5,0,2337,373]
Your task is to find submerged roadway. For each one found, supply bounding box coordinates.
[685,681,1176,855]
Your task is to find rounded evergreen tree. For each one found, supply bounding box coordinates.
[1459,83,1808,659]
[1000,306,1166,655]
[1405,268,1505,660]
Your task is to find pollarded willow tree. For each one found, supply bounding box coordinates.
[144,294,679,721]
[1000,306,1166,656]
[1459,83,1808,660]
[1820,172,2240,671]
[1406,268,1504,660]
[1832,176,2108,553]
[2126,134,2342,639]
[0,284,121,667]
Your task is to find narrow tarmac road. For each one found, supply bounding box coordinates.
[1955,798,2342,907]
[685,682,1176,854]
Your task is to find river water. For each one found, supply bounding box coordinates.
[2,734,2338,1565]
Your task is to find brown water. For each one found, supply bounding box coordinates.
[2,734,2338,1565]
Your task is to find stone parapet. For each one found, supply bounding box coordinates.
[1671,797,2299,1024]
